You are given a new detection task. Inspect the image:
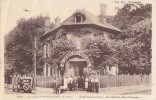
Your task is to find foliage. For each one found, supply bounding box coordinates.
[5,3,152,76]
[79,3,152,74]
[107,3,152,30]
[49,37,77,63]
[81,37,112,69]
[106,3,152,74]
[5,16,46,75]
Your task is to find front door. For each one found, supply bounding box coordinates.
[79,66,84,76]
[69,61,87,77]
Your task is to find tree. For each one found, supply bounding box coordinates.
[107,3,152,31]
[106,3,152,74]
[5,15,46,75]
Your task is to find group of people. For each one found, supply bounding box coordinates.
[54,75,100,94]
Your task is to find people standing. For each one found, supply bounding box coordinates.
[78,76,81,90]
[91,77,95,92]
[53,77,57,94]
[53,77,60,94]
[56,79,61,94]
[85,76,89,91]
[87,76,91,92]
[54,77,61,94]
[67,76,70,90]
[64,76,68,91]
[68,75,73,91]
[95,77,99,93]
[82,76,85,91]
[75,76,78,91]
[72,76,76,91]
[79,76,83,91]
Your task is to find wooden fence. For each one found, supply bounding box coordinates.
[12,75,151,88]
[100,74,151,88]
[36,76,55,88]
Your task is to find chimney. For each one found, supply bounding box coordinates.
[55,17,61,28]
[99,3,107,24]
[44,14,51,33]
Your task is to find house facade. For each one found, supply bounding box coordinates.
[40,4,121,77]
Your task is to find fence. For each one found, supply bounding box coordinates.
[36,76,55,88]
[12,75,151,88]
[100,74,151,88]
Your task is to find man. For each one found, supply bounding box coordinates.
[95,77,99,93]
[91,77,95,92]
[72,76,76,91]
[78,76,81,90]
[53,77,57,94]
[82,76,85,91]
[53,77,61,94]
[87,76,91,92]
[75,76,78,91]
[68,75,73,91]
[79,76,83,91]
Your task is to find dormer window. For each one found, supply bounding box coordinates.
[76,15,81,23]
[75,13,85,23]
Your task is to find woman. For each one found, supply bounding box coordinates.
[85,76,89,91]
[64,76,68,91]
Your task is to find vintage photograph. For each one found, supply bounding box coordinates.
[3,0,152,96]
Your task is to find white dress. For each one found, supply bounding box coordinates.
[64,78,68,89]
[85,78,89,89]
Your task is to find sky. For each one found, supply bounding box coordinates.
[0,0,152,35]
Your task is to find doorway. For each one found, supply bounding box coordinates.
[69,61,87,77]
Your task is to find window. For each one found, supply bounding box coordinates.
[75,13,86,23]
[46,65,48,76]
[47,44,50,57]
[43,44,46,58]
[43,44,50,58]
[76,15,81,23]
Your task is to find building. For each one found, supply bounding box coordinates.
[40,4,121,77]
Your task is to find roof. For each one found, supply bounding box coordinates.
[41,9,121,39]
[63,9,121,32]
